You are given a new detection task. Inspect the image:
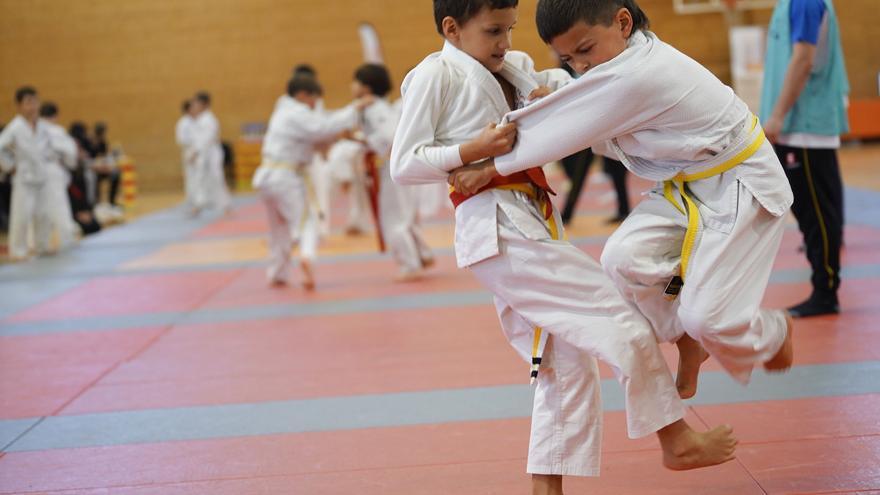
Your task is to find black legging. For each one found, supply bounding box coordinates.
[560,149,630,224]
[560,148,593,224]
[96,169,121,206]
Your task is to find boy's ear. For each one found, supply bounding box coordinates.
[617,8,633,38]
[441,16,460,41]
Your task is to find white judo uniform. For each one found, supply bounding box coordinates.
[43,120,79,250]
[326,139,372,233]
[391,41,686,476]
[363,98,433,274]
[495,31,794,383]
[175,114,199,209]
[191,110,231,212]
[252,95,359,283]
[0,116,56,259]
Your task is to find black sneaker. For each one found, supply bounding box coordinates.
[788,296,840,318]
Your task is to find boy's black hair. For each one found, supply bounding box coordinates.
[15,86,37,104]
[433,0,519,35]
[354,64,392,98]
[95,122,107,135]
[536,0,649,43]
[292,64,317,77]
[39,102,58,118]
[287,75,323,97]
[181,99,191,113]
[195,91,211,106]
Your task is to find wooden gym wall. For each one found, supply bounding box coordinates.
[1,0,876,191]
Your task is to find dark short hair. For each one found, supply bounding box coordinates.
[15,86,37,104]
[354,64,392,97]
[195,91,211,106]
[181,99,191,113]
[433,0,519,35]
[95,122,107,135]
[536,0,649,43]
[287,75,323,97]
[293,64,317,77]
[39,102,58,118]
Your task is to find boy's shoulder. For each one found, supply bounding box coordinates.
[401,51,457,98]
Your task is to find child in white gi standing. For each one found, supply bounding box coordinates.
[354,63,435,281]
[190,91,231,215]
[0,87,55,260]
[175,99,200,213]
[392,2,737,493]
[453,0,795,403]
[39,102,79,251]
[252,76,371,290]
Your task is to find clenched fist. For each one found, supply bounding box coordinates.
[459,122,518,165]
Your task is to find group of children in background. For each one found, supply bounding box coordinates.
[248,63,436,289]
[0,87,117,260]
[175,91,232,218]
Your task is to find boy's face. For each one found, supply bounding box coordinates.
[549,9,633,75]
[18,94,40,120]
[191,99,206,114]
[443,7,517,73]
[351,80,370,99]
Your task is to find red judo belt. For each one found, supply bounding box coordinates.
[449,167,555,219]
[364,151,386,252]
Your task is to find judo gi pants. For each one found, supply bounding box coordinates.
[258,178,318,284]
[469,197,685,476]
[8,181,53,259]
[379,166,432,273]
[602,174,788,383]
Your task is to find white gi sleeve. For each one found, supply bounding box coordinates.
[292,105,359,143]
[495,67,647,176]
[0,123,16,173]
[363,104,397,157]
[47,125,78,169]
[390,62,462,185]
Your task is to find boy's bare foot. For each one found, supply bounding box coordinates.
[764,312,794,372]
[532,474,563,495]
[658,419,737,471]
[675,334,710,399]
[394,269,423,283]
[268,278,288,288]
[300,261,315,291]
[421,257,436,269]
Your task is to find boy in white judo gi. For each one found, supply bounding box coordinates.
[252,76,372,290]
[392,2,737,493]
[354,63,435,281]
[39,102,79,251]
[175,99,200,212]
[190,91,231,215]
[452,0,795,405]
[0,87,56,260]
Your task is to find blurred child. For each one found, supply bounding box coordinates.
[355,63,435,281]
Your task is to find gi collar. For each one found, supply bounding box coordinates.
[440,40,539,115]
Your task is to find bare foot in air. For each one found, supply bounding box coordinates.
[300,261,315,291]
[675,334,710,399]
[658,420,738,471]
[394,269,423,283]
[764,312,794,372]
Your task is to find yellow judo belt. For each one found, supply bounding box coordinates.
[264,160,324,221]
[662,116,765,291]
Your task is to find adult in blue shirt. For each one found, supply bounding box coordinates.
[760,0,849,318]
